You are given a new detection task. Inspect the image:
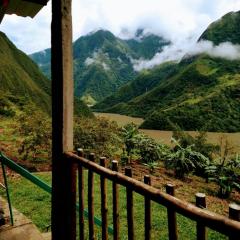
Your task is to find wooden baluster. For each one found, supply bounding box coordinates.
[229,203,240,240]
[77,148,84,240]
[112,160,119,240]
[125,167,134,240]
[88,153,95,240]
[144,175,152,240]
[166,184,178,240]
[195,193,207,240]
[100,157,108,240]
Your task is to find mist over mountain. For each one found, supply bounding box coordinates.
[30,29,170,104]
[96,11,240,132]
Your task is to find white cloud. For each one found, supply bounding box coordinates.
[0,0,239,54]
[132,41,240,71]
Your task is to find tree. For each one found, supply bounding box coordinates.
[18,104,51,161]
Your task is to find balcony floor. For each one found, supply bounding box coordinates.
[0,197,50,240]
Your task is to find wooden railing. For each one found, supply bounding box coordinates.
[65,150,240,240]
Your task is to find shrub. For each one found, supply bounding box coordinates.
[165,138,209,179]
[205,154,240,198]
[74,117,122,157]
[137,134,170,163]
[18,104,51,161]
[121,123,140,162]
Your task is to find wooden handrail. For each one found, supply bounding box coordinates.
[65,151,240,237]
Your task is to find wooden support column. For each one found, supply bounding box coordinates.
[51,0,76,240]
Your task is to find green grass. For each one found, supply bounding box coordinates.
[0,171,227,239]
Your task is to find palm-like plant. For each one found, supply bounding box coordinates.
[205,154,240,198]
[165,138,209,179]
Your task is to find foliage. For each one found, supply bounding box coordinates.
[172,129,219,161]
[17,104,51,161]
[205,154,240,198]
[137,134,170,163]
[121,123,140,161]
[143,161,159,174]
[74,117,122,157]
[165,138,209,179]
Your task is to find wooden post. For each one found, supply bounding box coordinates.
[166,184,178,240]
[51,0,76,240]
[144,175,152,240]
[195,193,207,240]
[100,157,108,240]
[112,160,119,240]
[125,167,134,240]
[88,153,95,240]
[77,149,84,240]
[229,203,240,240]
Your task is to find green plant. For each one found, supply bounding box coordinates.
[17,104,51,161]
[143,161,159,174]
[205,154,240,198]
[137,135,169,163]
[165,138,209,179]
[121,123,140,162]
[74,117,122,157]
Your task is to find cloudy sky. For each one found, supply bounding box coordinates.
[0,0,240,54]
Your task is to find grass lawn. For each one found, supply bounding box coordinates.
[0,171,228,240]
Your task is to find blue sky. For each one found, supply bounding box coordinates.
[0,0,240,54]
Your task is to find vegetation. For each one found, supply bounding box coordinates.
[165,138,209,179]
[74,117,122,158]
[17,104,52,162]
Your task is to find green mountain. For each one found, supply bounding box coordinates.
[199,10,240,44]
[96,11,240,132]
[94,61,178,111]
[0,32,93,118]
[0,31,51,114]
[30,29,170,104]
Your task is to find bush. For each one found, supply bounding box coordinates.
[18,104,51,161]
[74,117,122,157]
[205,154,240,198]
[137,134,170,163]
[165,138,209,179]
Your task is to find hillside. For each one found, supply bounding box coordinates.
[199,11,240,45]
[30,29,170,104]
[0,31,51,114]
[94,61,178,111]
[0,32,93,119]
[96,11,240,132]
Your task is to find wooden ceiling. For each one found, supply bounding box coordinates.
[0,0,49,23]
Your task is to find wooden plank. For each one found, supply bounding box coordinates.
[112,160,119,240]
[51,0,75,239]
[166,184,178,240]
[77,149,84,240]
[125,167,134,240]
[144,175,151,240]
[66,152,240,237]
[88,153,95,240]
[196,193,207,240]
[100,157,108,240]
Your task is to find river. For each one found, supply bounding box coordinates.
[94,112,240,151]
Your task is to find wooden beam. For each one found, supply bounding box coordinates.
[51,0,76,240]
